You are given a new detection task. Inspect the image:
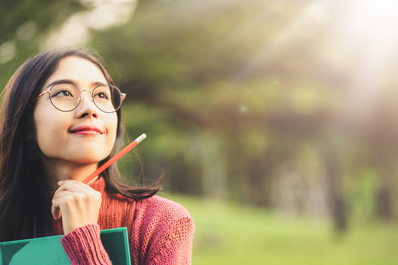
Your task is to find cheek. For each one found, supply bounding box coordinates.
[106,115,118,147]
[33,107,70,154]
[33,105,119,161]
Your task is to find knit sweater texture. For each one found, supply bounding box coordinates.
[48,177,195,264]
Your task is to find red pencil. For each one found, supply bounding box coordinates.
[82,133,147,184]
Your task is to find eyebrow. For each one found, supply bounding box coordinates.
[45,79,108,89]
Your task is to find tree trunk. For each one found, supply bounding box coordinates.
[322,142,348,234]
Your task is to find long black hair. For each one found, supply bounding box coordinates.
[0,48,161,242]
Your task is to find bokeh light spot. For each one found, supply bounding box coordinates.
[240,105,247,113]
[0,41,16,64]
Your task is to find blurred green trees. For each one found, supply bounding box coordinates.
[1,0,398,232]
[0,0,89,86]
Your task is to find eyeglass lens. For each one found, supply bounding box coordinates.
[49,84,122,112]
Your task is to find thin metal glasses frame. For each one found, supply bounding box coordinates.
[35,83,126,113]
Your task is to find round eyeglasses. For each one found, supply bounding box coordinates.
[35,83,126,113]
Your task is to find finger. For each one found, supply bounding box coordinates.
[51,191,76,220]
[54,180,90,197]
[51,202,62,220]
[52,190,76,202]
[56,181,101,201]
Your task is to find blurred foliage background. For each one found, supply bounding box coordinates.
[1,0,398,263]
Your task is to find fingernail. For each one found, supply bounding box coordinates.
[58,181,64,185]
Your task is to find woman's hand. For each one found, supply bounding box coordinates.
[51,180,102,234]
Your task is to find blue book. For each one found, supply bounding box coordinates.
[0,227,131,265]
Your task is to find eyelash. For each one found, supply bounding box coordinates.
[51,89,74,97]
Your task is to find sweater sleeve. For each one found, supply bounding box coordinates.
[61,223,112,265]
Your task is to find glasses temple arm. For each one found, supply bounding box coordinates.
[35,91,51,100]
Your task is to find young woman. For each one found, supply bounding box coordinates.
[0,48,194,264]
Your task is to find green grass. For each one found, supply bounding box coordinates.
[161,194,398,265]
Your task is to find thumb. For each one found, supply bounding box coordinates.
[51,203,62,220]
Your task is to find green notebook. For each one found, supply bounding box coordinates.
[0,227,131,265]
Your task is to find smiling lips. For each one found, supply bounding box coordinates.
[69,125,103,135]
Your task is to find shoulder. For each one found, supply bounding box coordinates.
[136,195,193,224]
[130,196,195,263]
[131,195,194,250]
[133,195,194,236]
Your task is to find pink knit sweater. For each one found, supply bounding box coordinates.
[48,177,195,264]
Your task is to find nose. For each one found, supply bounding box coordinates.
[76,89,98,119]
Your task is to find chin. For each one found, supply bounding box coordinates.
[73,158,105,164]
[60,151,109,164]
[75,155,109,164]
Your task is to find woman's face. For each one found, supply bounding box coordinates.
[33,56,118,164]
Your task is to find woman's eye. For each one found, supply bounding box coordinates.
[52,90,74,97]
[95,92,110,100]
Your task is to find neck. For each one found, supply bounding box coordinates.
[40,156,99,191]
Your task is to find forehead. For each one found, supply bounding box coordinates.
[42,56,107,91]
